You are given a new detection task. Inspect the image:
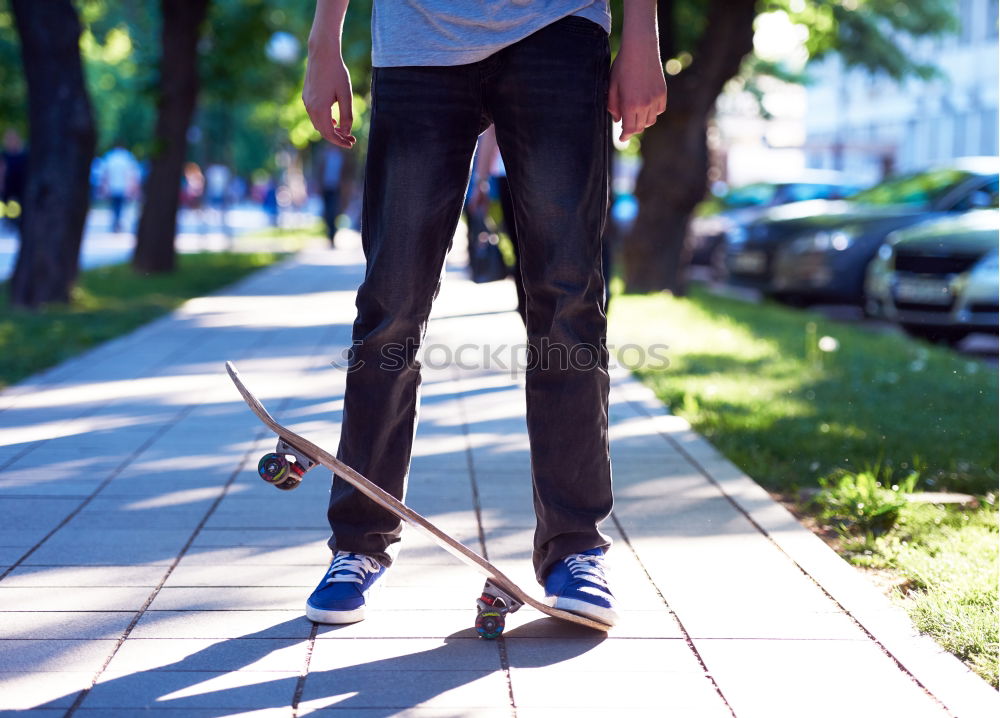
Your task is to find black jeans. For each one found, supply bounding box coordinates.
[328,16,613,584]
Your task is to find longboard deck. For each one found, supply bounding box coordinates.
[225,361,610,634]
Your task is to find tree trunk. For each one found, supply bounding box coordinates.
[8,0,96,308]
[623,0,757,294]
[133,0,210,273]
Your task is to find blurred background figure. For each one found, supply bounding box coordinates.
[205,162,231,235]
[180,161,205,231]
[0,129,27,236]
[472,126,525,324]
[316,144,345,246]
[263,176,280,228]
[100,142,139,233]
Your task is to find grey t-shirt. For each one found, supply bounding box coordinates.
[371,1,611,67]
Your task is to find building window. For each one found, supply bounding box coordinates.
[982,109,999,156]
[987,0,1000,43]
[958,0,972,42]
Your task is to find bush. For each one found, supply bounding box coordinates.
[813,466,919,537]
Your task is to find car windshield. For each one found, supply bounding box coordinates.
[777,183,841,203]
[849,169,971,207]
[722,183,776,208]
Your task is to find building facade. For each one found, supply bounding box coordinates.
[804,0,999,185]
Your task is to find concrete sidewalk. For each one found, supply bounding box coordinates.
[0,236,995,717]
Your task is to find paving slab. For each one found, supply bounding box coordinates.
[83,669,301,709]
[103,637,308,677]
[132,610,314,640]
[0,586,152,612]
[0,672,94,710]
[0,611,133,640]
[0,639,118,673]
[0,240,995,716]
[298,669,510,710]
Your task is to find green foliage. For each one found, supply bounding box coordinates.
[78,1,158,154]
[0,252,283,390]
[813,465,919,536]
[0,4,26,134]
[608,288,999,495]
[764,0,958,79]
[846,500,999,686]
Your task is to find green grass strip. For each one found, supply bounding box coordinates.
[609,287,997,495]
[0,251,284,390]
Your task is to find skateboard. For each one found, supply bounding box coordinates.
[225,361,611,639]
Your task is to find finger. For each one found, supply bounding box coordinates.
[607,83,622,122]
[306,105,338,144]
[643,107,658,130]
[620,109,642,141]
[310,106,352,149]
[335,92,354,137]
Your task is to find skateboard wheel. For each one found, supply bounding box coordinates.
[257,453,301,491]
[475,594,507,640]
[475,606,505,639]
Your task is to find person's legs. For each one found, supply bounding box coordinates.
[110,194,124,232]
[487,17,614,584]
[328,64,484,566]
[322,187,340,245]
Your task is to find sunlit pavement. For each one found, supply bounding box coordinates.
[1,234,996,717]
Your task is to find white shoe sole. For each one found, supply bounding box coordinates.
[546,595,619,627]
[305,602,366,624]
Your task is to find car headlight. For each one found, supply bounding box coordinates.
[790,229,856,253]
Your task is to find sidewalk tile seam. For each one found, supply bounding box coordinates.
[614,374,974,716]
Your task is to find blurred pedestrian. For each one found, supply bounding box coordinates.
[1,129,28,233]
[101,143,139,232]
[316,144,345,245]
[206,163,232,234]
[263,177,280,228]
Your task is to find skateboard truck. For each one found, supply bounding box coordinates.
[475,581,524,640]
[257,438,318,491]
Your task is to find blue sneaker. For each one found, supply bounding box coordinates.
[543,548,618,627]
[305,551,386,624]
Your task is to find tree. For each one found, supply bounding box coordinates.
[133,0,210,273]
[8,0,96,307]
[622,0,956,294]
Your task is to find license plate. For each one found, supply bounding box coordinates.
[731,251,766,274]
[894,276,953,304]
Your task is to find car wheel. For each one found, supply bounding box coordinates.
[900,323,970,346]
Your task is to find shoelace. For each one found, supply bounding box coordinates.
[564,554,609,588]
[325,551,382,585]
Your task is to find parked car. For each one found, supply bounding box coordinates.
[864,209,998,343]
[725,158,999,304]
[689,173,857,270]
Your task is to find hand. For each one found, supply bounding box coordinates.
[608,28,667,142]
[303,42,356,149]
